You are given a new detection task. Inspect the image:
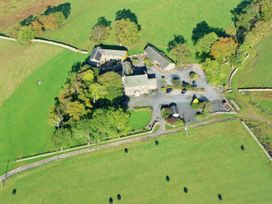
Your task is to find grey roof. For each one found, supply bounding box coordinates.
[144,45,174,69]
[89,46,127,61]
[124,74,149,87]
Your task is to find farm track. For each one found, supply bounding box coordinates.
[0,36,88,54]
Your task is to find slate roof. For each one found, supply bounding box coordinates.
[144,45,174,69]
[89,46,127,61]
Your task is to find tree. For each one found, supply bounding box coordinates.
[89,108,130,141]
[259,0,272,20]
[80,69,94,84]
[51,128,72,149]
[210,37,238,63]
[114,19,140,47]
[202,58,228,85]
[17,26,35,43]
[89,83,108,102]
[48,106,64,127]
[38,12,65,31]
[170,43,193,65]
[29,19,43,35]
[90,25,111,43]
[195,32,218,56]
[65,101,87,121]
[97,72,123,100]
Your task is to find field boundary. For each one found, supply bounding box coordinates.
[238,88,272,92]
[0,117,237,184]
[241,121,272,161]
[0,36,88,54]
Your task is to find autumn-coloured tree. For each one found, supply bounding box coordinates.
[211,37,238,63]
[65,101,87,121]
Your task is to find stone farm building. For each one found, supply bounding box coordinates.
[89,45,128,67]
[144,45,175,70]
[123,73,158,96]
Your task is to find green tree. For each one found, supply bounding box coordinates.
[97,72,123,100]
[203,58,228,86]
[90,25,111,44]
[195,32,218,56]
[17,26,35,43]
[170,43,193,65]
[114,19,140,47]
[51,128,72,149]
[259,0,272,20]
[89,108,130,141]
[89,83,108,102]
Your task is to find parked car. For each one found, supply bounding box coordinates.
[181,88,187,94]
[192,80,197,87]
[166,88,172,93]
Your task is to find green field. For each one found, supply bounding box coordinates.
[0,46,84,172]
[1,0,240,52]
[128,108,152,130]
[0,40,66,105]
[1,120,271,204]
[235,33,272,88]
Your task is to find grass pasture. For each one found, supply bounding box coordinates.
[0,46,84,173]
[0,40,66,105]
[1,120,271,204]
[235,33,272,88]
[128,108,152,130]
[1,0,241,52]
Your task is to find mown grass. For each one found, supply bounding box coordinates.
[0,48,85,173]
[234,33,272,88]
[0,120,271,203]
[0,40,65,105]
[128,108,152,130]
[33,0,242,52]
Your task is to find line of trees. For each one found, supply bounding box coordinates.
[10,3,71,44]
[49,62,130,148]
[90,9,141,48]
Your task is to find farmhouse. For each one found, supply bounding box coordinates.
[89,45,128,67]
[123,74,158,96]
[144,45,175,70]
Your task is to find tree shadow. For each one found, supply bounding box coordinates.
[115,8,141,30]
[20,15,36,26]
[93,17,111,29]
[192,21,227,44]
[231,0,252,24]
[167,34,186,52]
[70,62,82,73]
[43,2,71,18]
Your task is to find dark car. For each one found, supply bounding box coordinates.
[166,88,172,93]
[192,80,197,87]
[181,88,187,94]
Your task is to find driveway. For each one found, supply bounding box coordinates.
[128,64,224,125]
